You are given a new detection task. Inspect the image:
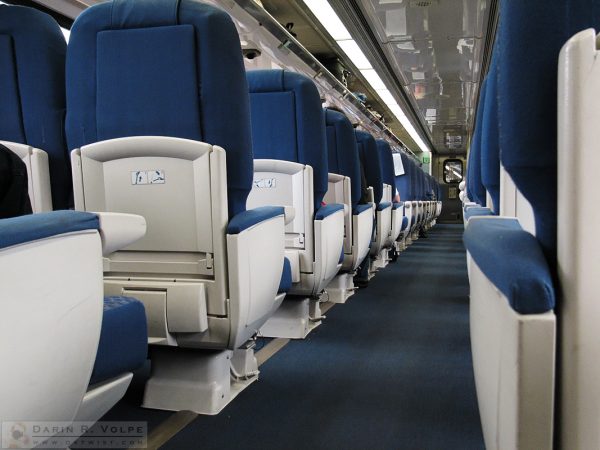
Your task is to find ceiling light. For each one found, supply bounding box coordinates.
[302,0,352,40]
[336,40,372,70]
[359,69,386,90]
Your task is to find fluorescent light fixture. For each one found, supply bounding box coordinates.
[301,0,430,154]
[303,0,352,40]
[359,69,386,90]
[376,89,396,105]
[336,39,372,70]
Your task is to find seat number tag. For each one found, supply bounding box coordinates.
[131,170,165,185]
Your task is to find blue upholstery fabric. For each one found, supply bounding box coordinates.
[393,202,403,210]
[315,203,344,220]
[353,203,372,215]
[0,5,70,209]
[401,216,409,231]
[356,131,383,205]
[90,296,147,385]
[0,210,99,250]
[247,70,328,212]
[278,257,292,294]
[468,77,488,206]
[377,201,392,212]
[66,0,253,218]
[324,109,361,210]
[464,207,494,221]
[376,139,396,189]
[395,153,413,201]
[496,0,600,263]
[480,55,500,213]
[463,218,555,314]
[226,206,284,234]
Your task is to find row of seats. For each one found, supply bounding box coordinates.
[0,0,441,437]
[460,0,600,448]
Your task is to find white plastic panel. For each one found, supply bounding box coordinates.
[247,159,309,236]
[468,254,555,450]
[74,137,213,253]
[0,231,103,426]
[557,28,600,450]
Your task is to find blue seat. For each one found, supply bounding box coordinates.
[322,108,373,302]
[246,69,344,337]
[0,5,69,211]
[480,56,500,214]
[466,77,488,208]
[376,139,404,248]
[67,0,286,414]
[356,131,392,263]
[0,210,147,434]
[459,0,600,446]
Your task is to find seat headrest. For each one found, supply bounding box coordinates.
[247,69,328,212]
[481,55,500,214]
[324,108,361,209]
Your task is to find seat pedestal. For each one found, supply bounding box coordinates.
[372,248,390,270]
[324,272,356,304]
[259,297,322,339]
[394,238,406,253]
[142,345,258,415]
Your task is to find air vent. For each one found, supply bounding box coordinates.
[409,0,439,7]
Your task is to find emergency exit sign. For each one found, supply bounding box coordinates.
[422,155,430,164]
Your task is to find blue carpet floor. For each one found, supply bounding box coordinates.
[161,224,484,449]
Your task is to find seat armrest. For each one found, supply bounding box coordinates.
[353,203,372,215]
[96,212,147,256]
[315,204,344,220]
[377,201,392,211]
[464,217,555,314]
[0,210,99,250]
[227,206,285,234]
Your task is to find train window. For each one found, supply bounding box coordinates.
[443,159,463,183]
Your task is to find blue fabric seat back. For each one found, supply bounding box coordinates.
[356,131,383,204]
[496,0,600,262]
[324,108,361,210]
[66,0,253,218]
[468,76,488,206]
[0,5,70,210]
[395,153,411,202]
[375,139,396,191]
[247,70,328,212]
[481,54,500,213]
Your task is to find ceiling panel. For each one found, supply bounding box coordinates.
[359,0,490,153]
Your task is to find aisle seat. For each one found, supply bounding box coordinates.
[356,130,392,272]
[0,210,147,440]
[246,69,344,338]
[376,139,403,252]
[67,0,286,414]
[322,108,373,303]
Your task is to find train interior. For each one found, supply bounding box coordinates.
[0,0,598,449]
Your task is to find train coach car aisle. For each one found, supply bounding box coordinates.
[158,224,484,450]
